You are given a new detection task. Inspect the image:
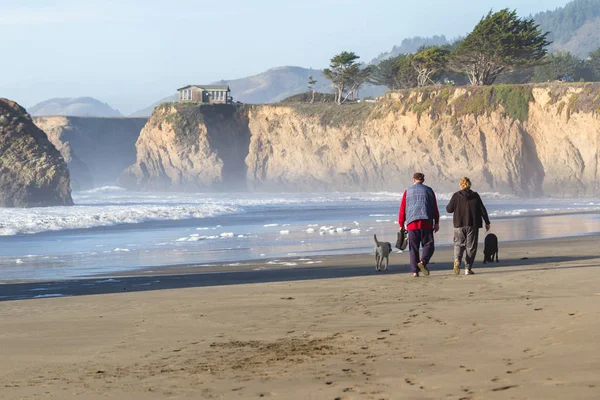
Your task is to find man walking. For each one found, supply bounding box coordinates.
[399,173,440,277]
[445,177,491,275]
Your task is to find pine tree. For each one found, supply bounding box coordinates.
[452,9,551,85]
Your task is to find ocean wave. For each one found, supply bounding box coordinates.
[479,192,518,200]
[1,190,599,236]
[0,203,238,236]
[362,191,516,201]
[78,186,126,194]
[488,205,600,218]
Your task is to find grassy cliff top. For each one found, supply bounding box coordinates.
[153,83,600,129]
[280,102,377,127]
[383,83,600,123]
[278,83,600,127]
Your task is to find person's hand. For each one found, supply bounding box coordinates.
[485,224,490,232]
[434,223,440,233]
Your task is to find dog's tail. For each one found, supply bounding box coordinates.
[373,234,380,246]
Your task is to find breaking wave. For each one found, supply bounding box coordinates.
[0,189,596,236]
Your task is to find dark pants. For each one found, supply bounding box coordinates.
[454,227,479,267]
[408,229,435,273]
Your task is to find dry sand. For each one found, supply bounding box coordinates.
[1,236,600,399]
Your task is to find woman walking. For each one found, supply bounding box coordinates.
[445,177,491,275]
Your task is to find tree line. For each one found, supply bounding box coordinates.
[319,8,600,105]
[533,0,600,46]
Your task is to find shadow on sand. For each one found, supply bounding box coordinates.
[1,255,599,302]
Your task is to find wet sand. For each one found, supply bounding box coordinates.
[1,235,600,399]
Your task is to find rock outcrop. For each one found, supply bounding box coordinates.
[34,117,147,190]
[120,84,600,197]
[119,104,250,191]
[0,99,73,207]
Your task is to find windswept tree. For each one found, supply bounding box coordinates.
[587,48,600,80]
[412,47,450,87]
[452,9,551,85]
[307,75,318,103]
[393,54,419,89]
[323,51,373,104]
[371,57,402,89]
[532,52,584,82]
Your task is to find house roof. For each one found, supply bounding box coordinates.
[177,84,230,91]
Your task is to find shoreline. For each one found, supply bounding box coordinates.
[2,234,600,300]
[2,196,600,281]
[1,230,599,285]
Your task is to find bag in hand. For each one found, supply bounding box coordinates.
[396,229,408,250]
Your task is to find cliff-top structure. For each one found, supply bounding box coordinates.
[0,98,73,207]
[120,83,600,197]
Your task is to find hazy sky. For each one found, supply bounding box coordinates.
[1,0,569,114]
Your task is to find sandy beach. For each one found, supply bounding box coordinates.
[1,235,600,399]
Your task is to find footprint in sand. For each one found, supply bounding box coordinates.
[506,368,530,374]
[492,385,519,391]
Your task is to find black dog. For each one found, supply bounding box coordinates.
[483,233,499,263]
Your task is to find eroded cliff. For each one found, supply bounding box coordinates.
[0,99,73,207]
[119,104,250,191]
[121,84,600,197]
[34,116,147,189]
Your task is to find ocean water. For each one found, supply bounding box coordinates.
[1,186,600,281]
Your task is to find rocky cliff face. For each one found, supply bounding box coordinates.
[120,104,250,191]
[121,84,600,197]
[34,117,147,190]
[0,99,73,207]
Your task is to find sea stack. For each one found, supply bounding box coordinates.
[0,98,73,207]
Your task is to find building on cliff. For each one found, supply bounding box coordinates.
[177,85,231,104]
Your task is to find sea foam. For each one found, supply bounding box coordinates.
[0,190,594,237]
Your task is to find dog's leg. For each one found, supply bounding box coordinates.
[496,250,499,263]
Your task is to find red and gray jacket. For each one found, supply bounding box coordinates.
[399,183,440,230]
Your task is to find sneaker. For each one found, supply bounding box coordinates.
[417,261,430,276]
[413,272,419,278]
[453,260,461,275]
[465,265,475,275]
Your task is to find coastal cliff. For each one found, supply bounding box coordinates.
[119,104,250,191]
[34,116,147,189]
[0,99,73,207]
[120,84,600,197]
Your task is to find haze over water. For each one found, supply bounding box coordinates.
[1,187,600,281]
